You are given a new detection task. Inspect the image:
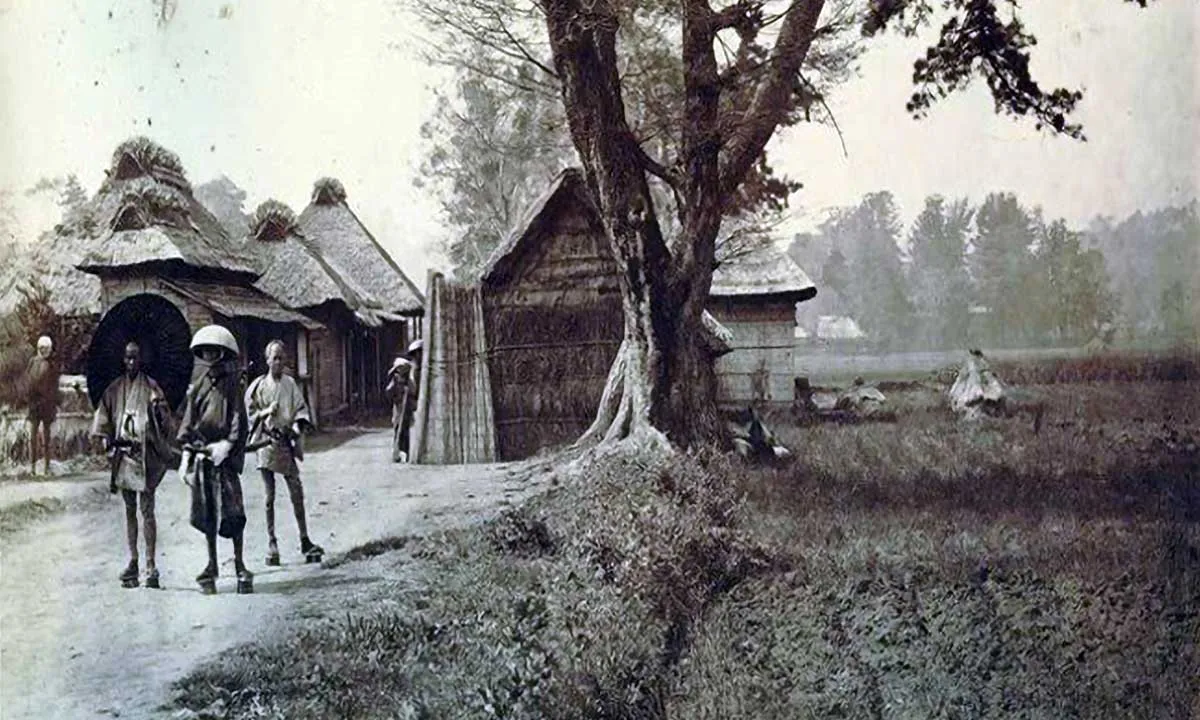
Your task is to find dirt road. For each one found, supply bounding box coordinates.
[0,430,540,719]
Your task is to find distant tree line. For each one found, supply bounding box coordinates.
[790,193,1198,351]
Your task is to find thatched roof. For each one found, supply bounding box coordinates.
[481,168,596,286]
[710,244,817,302]
[74,138,257,278]
[161,278,320,329]
[243,199,380,317]
[296,178,424,316]
[0,230,102,316]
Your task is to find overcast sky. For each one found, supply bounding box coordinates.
[0,0,1195,283]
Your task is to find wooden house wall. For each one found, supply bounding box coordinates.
[708,298,797,405]
[483,202,623,461]
[100,276,215,332]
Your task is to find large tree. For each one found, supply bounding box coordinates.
[415,0,1157,450]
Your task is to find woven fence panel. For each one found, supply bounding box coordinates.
[484,300,622,461]
[411,272,497,464]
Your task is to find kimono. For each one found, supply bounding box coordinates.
[244,372,311,478]
[90,372,174,493]
[26,355,60,423]
[386,360,414,462]
[177,360,248,539]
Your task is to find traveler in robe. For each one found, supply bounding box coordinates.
[177,325,253,595]
[385,355,414,462]
[91,341,176,589]
[26,335,60,476]
[244,339,324,565]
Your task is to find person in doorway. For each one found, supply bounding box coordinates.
[91,341,175,589]
[244,339,323,566]
[177,325,253,595]
[26,335,60,475]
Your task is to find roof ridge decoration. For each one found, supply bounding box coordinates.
[251,199,301,242]
[311,177,347,206]
[110,178,190,232]
[107,136,191,193]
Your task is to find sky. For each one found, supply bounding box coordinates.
[0,0,1196,285]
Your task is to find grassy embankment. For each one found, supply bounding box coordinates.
[174,355,1200,719]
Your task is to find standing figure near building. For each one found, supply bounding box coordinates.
[386,355,414,462]
[91,341,175,589]
[244,340,323,566]
[177,325,253,595]
[26,335,60,476]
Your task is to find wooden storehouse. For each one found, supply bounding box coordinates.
[708,247,816,404]
[413,169,737,464]
[71,138,423,425]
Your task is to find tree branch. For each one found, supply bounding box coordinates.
[719,0,826,195]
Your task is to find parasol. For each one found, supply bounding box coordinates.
[87,293,195,411]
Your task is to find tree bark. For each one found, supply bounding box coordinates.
[545,0,827,452]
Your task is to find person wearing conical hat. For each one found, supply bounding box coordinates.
[26,335,60,476]
[244,339,324,566]
[386,355,415,462]
[177,325,253,595]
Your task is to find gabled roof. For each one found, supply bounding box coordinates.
[710,244,817,302]
[480,168,597,286]
[296,178,424,316]
[242,199,382,321]
[74,138,257,278]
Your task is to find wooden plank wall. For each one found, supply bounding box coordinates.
[710,300,797,405]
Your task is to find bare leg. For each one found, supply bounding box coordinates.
[28,419,39,474]
[140,491,157,572]
[120,490,139,582]
[283,474,309,541]
[198,532,218,580]
[262,470,277,543]
[232,532,246,575]
[41,420,51,475]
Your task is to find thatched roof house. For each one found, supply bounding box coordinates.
[243,199,376,318]
[710,245,816,302]
[71,139,424,424]
[298,178,424,317]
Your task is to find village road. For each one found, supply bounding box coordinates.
[0,430,541,720]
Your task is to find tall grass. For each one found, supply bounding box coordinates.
[173,381,1200,719]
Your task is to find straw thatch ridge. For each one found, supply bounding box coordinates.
[311,177,347,205]
[108,136,189,191]
[710,243,817,302]
[250,200,301,242]
[297,179,424,316]
[480,168,596,287]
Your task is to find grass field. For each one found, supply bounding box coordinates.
[173,356,1200,719]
